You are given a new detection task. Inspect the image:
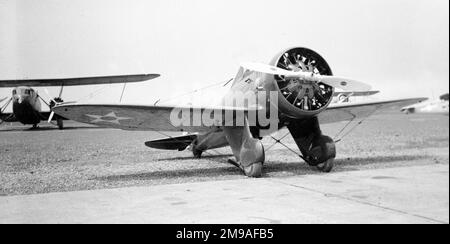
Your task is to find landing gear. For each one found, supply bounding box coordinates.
[223,118,265,178]
[193,148,203,158]
[302,135,336,172]
[56,118,64,130]
[243,162,263,178]
[316,158,334,173]
[191,138,203,158]
[227,158,264,178]
[288,117,336,173]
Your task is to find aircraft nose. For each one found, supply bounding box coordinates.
[17,95,24,104]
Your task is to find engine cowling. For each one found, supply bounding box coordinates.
[269,47,334,119]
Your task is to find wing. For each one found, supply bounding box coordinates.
[333,90,380,97]
[319,98,426,124]
[52,104,261,132]
[0,74,160,87]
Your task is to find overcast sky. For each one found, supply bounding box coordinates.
[0,0,448,111]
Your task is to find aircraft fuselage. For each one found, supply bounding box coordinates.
[11,86,42,125]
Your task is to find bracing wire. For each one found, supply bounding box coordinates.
[155,78,232,106]
[333,106,381,143]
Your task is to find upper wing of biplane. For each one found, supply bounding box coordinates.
[0,74,160,87]
[52,104,263,133]
[318,98,426,124]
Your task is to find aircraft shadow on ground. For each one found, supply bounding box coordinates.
[265,154,431,174]
[94,165,243,182]
[95,154,431,182]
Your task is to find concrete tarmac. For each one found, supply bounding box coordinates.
[0,163,447,224]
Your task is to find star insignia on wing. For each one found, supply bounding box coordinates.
[85,112,132,124]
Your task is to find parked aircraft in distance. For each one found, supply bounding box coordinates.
[0,74,159,129]
[401,93,449,115]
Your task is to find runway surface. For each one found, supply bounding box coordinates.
[0,112,448,223]
[0,164,447,224]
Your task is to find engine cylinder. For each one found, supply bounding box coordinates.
[269,47,334,119]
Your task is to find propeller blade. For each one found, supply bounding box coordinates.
[43,88,57,104]
[59,101,77,105]
[47,111,55,123]
[240,62,372,92]
[0,97,7,103]
[316,76,372,92]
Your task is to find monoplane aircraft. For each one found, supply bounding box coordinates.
[0,74,159,129]
[53,47,423,177]
[401,93,449,115]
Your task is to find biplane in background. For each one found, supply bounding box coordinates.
[54,47,424,177]
[0,74,159,129]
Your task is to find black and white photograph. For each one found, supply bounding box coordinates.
[0,0,448,228]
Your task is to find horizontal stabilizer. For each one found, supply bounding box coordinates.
[145,134,197,150]
[0,74,160,87]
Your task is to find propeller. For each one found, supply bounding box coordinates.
[0,97,7,103]
[240,62,372,92]
[47,111,55,123]
[41,88,58,123]
[41,88,76,123]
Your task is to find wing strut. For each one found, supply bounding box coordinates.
[1,97,12,113]
[0,97,13,125]
[264,105,382,160]
[119,83,127,103]
[264,132,306,161]
[332,105,380,143]
[58,85,64,98]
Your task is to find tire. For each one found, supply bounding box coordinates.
[193,148,203,158]
[57,119,64,130]
[316,158,334,172]
[243,162,263,178]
